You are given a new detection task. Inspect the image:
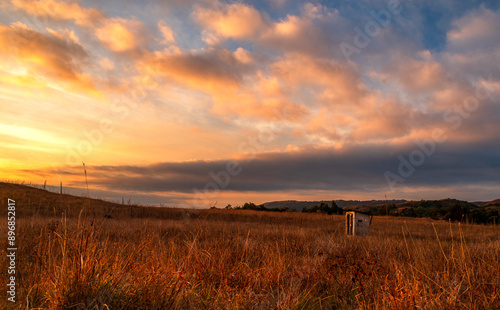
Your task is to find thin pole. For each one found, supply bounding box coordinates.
[83,162,89,197]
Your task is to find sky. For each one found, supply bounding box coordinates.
[1,0,499,208]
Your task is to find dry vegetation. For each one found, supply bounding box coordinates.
[1,182,499,309]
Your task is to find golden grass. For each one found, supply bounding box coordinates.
[1,183,499,309]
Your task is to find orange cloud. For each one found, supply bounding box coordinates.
[142,48,241,90]
[46,27,80,43]
[211,89,308,121]
[139,48,307,121]
[0,23,100,96]
[12,0,150,54]
[193,3,266,43]
[259,9,339,58]
[271,53,366,106]
[349,99,415,141]
[381,52,445,92]
[273,15,303,37]
[96,18,147,53]
[429,82,471,111]
[303,109,342,141]
[257,53,428,144]
[99,57,115,70]
[233,47,253,64]
[11,0,105,27]
[158,20,176,44]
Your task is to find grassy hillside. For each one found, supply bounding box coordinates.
[1,182,499,309]
[0,181,196,220]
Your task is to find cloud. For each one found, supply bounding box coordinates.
[96,18,148,53]
[447,5,500,53]
[158,20,176,44]
[139,47,307,121]
[193,2,342,54]
[267,53,420,142]
[53,140,500,197]
[193,2,267,43]
[142,48,244,90]
[382,51,446,92]
[271,53,365,106]
[46,27,80,43]
[259,7,345,58]
[439,5,500,84]
[233,47,253,64]
[12,0,151,54]
[137,47,447,143]
[0,22,99,95]
[99,57,115,70]
[349,98,416,141]
[302,3,335,20]
[10,0,105,27]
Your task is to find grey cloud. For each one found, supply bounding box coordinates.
[146,47,256,88]
[65,140,500,194]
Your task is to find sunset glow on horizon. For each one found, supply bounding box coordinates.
[1,0,499,207]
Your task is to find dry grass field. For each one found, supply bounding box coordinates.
[1,182,499,309]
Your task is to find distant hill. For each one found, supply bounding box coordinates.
[344,198,476,213]
[263,199,407,212]
[485,199,500,206]
[346,198,499,224]
[262,197,499,224]
[470,199,500,207]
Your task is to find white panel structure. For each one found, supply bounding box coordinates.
[346,211,371,236]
